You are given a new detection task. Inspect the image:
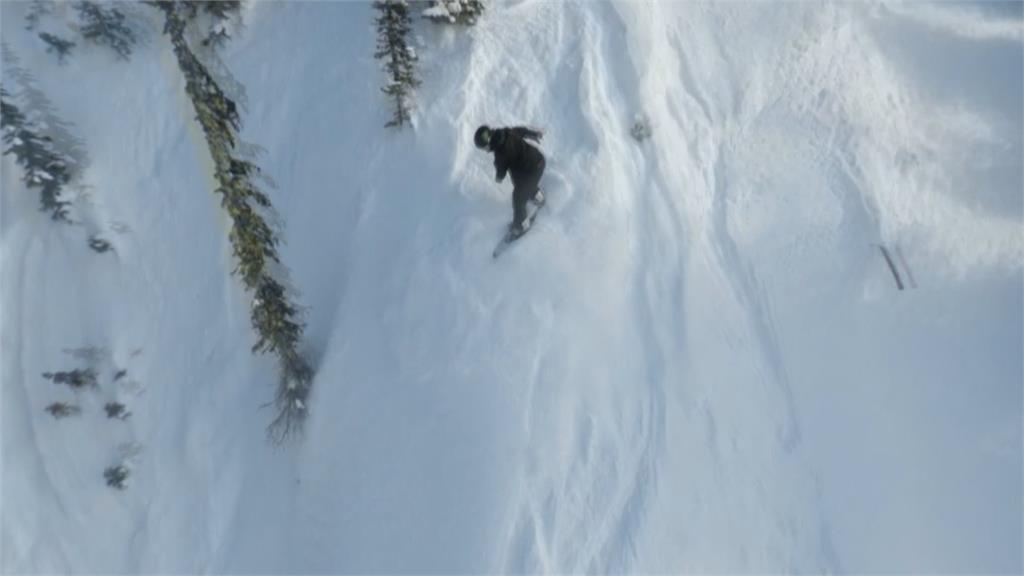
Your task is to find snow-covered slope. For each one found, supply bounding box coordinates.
[2,1,1021,572]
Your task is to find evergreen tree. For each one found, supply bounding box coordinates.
[1,88,74,220]
[422,0,484,25]
[374,0,421,128]
[75,1,138,60]
[153,1,312,443]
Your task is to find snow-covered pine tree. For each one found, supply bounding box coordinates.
[75,1,138,61]
[154,1,312,443]
[374,0,421,128]
[1,87,74,220]
[422,0,484,25]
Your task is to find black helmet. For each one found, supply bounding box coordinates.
[474,125,492,149]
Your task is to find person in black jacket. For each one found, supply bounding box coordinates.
[475,124,546,235]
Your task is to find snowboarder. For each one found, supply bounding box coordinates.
[474,124,546,236]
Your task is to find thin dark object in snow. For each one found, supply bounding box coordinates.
[895,244,917,289]
[876,244,904,291]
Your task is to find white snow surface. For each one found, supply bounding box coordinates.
[2,1,1022,573]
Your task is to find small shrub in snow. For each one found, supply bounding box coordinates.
[631,114,652,142]
[43,368,98,390]
[75,1,138,61]
[375,0,421,128]
[39,32,76,64]
[422,0,484,25]
[104,402,130,420]
[45,402,81,419]
[103,465,129,489]
[88,235,112,253]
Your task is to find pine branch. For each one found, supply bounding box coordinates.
[1,87,74,220]
[423,0,484,25]
[39,32,76,64]
[75,1,137,61]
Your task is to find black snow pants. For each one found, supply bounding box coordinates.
[511,156,545,229]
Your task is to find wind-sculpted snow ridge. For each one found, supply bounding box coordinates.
[2,1,1020,573]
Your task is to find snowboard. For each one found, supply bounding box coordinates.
[492,196,546,259]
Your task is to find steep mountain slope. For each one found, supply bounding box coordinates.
[2,1,1020,572]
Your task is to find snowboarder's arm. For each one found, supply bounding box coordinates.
[511,126,543,142]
